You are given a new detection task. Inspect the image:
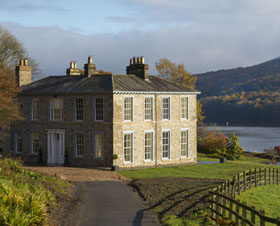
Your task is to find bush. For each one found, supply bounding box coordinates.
[0,158,69,225]
[198,128,244,160]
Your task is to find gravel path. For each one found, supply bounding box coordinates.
[25,166,159,226]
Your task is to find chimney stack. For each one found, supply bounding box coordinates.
[126,56,149,80]
[15,59,32,87]
[84,56,96,77]
[66,61,81,76]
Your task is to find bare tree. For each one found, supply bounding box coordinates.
[0,26,40,79]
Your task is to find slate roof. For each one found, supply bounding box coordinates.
[21,74,199,94]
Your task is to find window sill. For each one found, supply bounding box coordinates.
[123,161,133,164]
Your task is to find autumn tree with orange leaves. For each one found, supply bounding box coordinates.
[155,58,205,123]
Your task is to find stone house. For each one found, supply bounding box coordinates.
[12,56,200,168]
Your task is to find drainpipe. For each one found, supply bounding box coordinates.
[155,94,158,166]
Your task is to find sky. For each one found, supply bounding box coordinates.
[1,0,280,77]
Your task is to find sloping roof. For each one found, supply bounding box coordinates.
[21,74,199,94]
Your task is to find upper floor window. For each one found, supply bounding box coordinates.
[95,98,104,121]
[50,98,63,121]
[75,98,84,121]
[124,97,133,121]
[181,97,188,120]
[95,133,104,157]
[31,131,39,154]
[15,131,23,153]
[144,131,153,161]
[144,97,153,121]
[181,129,189,157]
[162,97,170,120]
[32,98,39,120]
[75,132,84,156]
[162,130,170,159]
[124,132,133,162]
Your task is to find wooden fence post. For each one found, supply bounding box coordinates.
[276,169,279,185]
[276,216,280,226]
[273,168,275,184]
[260,209,265,226]
[237,174,240,195]
[255,168,257,187]
[251,206,256,225]
[242,202,247,226]
[249,169,252,189]
[243,171,246,191]
[260,168,262,186]
[229,200,233,220]
[268,168,271,184]
[265,168,267,186]
[236,199,240,225]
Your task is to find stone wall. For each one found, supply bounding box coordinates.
[13,93,113,166]
[113,94,197,168]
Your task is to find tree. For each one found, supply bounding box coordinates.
[0,26,39,79]
[155,58,205,123]
[226,133,244,160]
[0,64,22,139]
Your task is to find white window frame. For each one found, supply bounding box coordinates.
[50,98,63,121]
[94,132,104,158]
[123,131,133,163]
[94,98,104,121]
[162,129,171,159]
[75,98,84,121]
[180,128,189,157]
[123,97,133,121]
[75,132,84,157]
[162,97,170,120]
[144,130,154,161]
[180,96,189,120]
[144,96,153,121]
[31,131,39,154]
[31,98,39,120]
[15,131,23,154]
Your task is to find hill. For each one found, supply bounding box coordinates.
[196,57,280,97]
[196,57,280,126]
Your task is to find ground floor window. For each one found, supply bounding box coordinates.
[162,130,170,159]
[144,131,153,161]
[31,132,39,154]
[181,129,189,157]
[15,131,23,153]
[75,132,84,156]
[124,132,133,162]
[95,133,104,157]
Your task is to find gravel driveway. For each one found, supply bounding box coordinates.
[25,166,159,226]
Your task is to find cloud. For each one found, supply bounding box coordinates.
[2,0,280,79]
[0,0,68,12]
[107,16,138,24]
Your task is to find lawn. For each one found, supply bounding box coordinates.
[119,158,278,180]
[119,154,280,225]
[237,185,280,219]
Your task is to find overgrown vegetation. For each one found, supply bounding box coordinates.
[0,158,70,225]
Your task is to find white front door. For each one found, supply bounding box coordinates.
[47,130,65,164]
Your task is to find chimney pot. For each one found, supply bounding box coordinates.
[88,56,93,64]
[24,59,28,66]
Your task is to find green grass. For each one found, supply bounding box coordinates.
[237,185,280,219]
[0,158,71,225]
[119,156,279,180]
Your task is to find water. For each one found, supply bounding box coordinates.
[207,126,280,152]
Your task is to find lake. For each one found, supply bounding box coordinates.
[207,126,280,152]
